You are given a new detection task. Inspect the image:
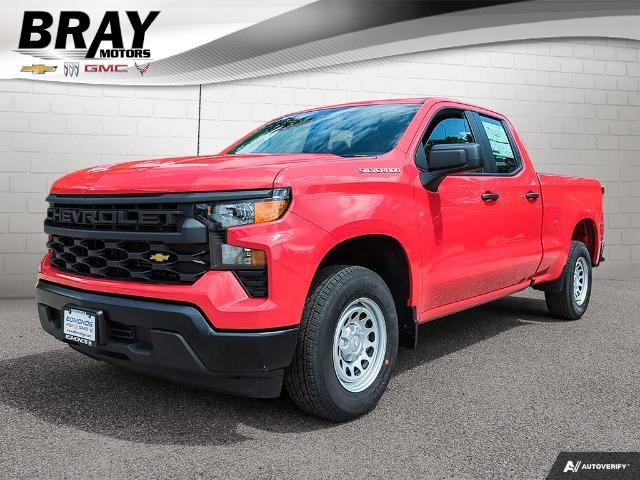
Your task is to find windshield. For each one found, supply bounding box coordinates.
[228,103,422,157]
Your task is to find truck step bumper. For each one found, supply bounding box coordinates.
[36,281,298,398]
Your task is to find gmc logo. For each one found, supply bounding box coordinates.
[85,64,128,72]
[48,208,179,226]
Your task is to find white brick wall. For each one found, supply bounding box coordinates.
[0,37,638,297]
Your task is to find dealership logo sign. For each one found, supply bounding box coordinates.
[64,62,79,77]
[20,64,56,74]
[15,11,160,60]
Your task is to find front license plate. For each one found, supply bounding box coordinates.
[63,307,98,347]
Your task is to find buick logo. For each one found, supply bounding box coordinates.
[64,62,79,77]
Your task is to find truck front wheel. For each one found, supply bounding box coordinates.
[545,240,593,320]
[284,265,399,421]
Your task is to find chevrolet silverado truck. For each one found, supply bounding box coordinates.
[36,98,604,421]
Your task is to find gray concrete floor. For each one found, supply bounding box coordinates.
[0,263,638,479]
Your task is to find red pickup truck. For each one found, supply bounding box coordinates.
[37,98,604,421]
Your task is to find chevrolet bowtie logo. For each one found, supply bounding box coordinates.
[21,64,57,74]
[149,253,170,263]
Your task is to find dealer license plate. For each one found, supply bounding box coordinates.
[62,307,98,347]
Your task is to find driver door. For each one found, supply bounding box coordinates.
[413,109,505,312]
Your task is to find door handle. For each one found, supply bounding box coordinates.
[481,192,499,202]
[525,191,540,200]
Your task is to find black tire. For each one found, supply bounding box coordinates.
[545,241,592,320]
[284,265,399,421]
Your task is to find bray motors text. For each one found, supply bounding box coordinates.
[18,11,160,59]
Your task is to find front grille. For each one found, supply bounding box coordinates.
[48,234,210,284]
[44,193,269,295]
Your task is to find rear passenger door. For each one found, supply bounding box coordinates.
[469,112,543,286]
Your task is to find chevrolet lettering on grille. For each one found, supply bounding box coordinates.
[48,208,180,226]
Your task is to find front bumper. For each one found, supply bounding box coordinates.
[36,280,298,398]
[38,208,333,331]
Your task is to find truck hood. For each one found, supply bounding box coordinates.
[50,153,342,195]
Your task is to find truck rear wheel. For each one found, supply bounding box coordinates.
[545,241,592,320]
[284,265,398,421]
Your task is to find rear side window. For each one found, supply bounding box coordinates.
[477,115,518,174]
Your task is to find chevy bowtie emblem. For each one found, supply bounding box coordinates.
[149,253,170,262]
[21,64,57,74]
[135,62,150,76]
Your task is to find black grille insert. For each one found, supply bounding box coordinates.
[44,193,272,294]
[108,321,135,342]
[48,234,210,284]
[235,269,268,297]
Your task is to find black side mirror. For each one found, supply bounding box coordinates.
[416,143,484,192]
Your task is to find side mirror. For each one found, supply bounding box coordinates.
[416,143,484,192]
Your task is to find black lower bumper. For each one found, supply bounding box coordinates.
[36,281,298,398]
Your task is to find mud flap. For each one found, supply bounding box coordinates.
[399,306,418,349]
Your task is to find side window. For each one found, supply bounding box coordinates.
[424,115,474,155]
[477,115,518,174]
[420,112,481,172]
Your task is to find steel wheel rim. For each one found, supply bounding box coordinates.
[332,297,387,393]
[573,257,588,306]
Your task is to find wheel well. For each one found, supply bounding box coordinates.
[318,235,417,348]
[572,219,597,264]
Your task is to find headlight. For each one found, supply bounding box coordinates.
[195,188,290,228]
[194,188,290,278]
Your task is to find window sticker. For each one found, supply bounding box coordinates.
[482,120,514,159]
